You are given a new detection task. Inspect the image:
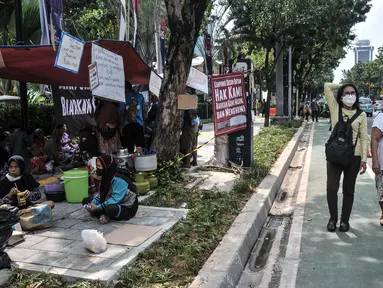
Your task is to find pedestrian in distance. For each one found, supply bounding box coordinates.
[324,83,368,232]
[303,103,310,122]
[311,99,319,122]
[370,113,383,225]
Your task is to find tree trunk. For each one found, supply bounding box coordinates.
[151,0,210,161]
[214,135,229,165]
[275,41,284,116]
[264,48,271,127]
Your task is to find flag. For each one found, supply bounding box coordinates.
[133,0,138,47]
[39,0,65,96]
[160,17,166,68]
[204,33,213,76]
[39,0,65,46]
[119,0,126,41]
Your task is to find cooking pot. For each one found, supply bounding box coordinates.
[115,149,133,169]
[135,154,157,172]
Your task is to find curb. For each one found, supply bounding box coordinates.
[189,122,307,288]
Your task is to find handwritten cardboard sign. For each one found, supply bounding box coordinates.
[149,71,162,97]
[186,67,208,93]
[54,32,85,74]
[91,43,125,103]
[88,62,99,90]
[178,94,198,110]
[211,73,247,136]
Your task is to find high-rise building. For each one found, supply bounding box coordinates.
[354,40,374,64]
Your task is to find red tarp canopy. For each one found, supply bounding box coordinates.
[0,40,151,86]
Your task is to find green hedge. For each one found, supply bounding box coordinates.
[0,104,55,134]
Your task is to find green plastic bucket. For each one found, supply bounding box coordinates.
[63,168,89,203]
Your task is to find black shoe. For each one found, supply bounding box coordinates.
[339,221,350,232]
[327,219,337,232]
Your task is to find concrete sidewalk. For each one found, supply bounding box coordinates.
[296,121,383,288]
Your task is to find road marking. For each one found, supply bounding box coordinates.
[279,123,314,288]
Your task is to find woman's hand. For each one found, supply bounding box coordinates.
[8,188,17,197]
[360,161,367,175]
[136,147,143,154]
[24,190,31,198]
[86,202,98,213]
[372,160,381,175]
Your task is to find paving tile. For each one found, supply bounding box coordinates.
[149,209,176,218]
[54,218,82,228]
[53,213,67,221]
[96,223,123,235]
[126,216,159,226]
[35,227,80,239]
[134,206,156,218]
[71,220,104,231]
[53,254,114,271]
[6,248,39,262]
[24,251,67,266]
[69,208,90,219]
[59,240,130,259]
[65,231,83,241]
[16,235,47,248]
[54,203,83,214]
[30,238,74,252]
[150,217,172,227]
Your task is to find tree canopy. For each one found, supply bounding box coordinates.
[223,0,371,124]
[341,46,383,97]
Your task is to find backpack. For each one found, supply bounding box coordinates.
[325,105,363,167]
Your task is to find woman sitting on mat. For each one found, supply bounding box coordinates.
[83,154,138,224]
[0,155,55,210]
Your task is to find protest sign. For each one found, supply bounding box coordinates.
[211,73,247,136]
[186,67,208,93]
[88,63,99,90]
[91,43,125,103]
[54,32,84,73]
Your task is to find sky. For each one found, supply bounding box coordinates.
[333,0,383,82]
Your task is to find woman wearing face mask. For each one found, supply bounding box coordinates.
[324,83,368,232]
[83,154,138,224]
[0,155,55,209]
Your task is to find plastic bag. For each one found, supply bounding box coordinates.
[81,229,108,254]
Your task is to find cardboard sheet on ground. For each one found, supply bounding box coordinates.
[104,224,161,247]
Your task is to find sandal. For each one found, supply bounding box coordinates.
[99,215,110,224]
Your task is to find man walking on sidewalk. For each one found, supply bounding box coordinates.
[311,99,319,122]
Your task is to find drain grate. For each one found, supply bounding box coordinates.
[252,229,276,272]
[267,216,285,228]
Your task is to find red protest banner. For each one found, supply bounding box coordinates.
[212,73,247,136]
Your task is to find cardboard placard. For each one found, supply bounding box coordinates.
[91,43,125,103]
[178,94,198,110]
[186,67,208,93]
[149,71,162,96]
[54,31,85,74]
[88,62,99,90]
